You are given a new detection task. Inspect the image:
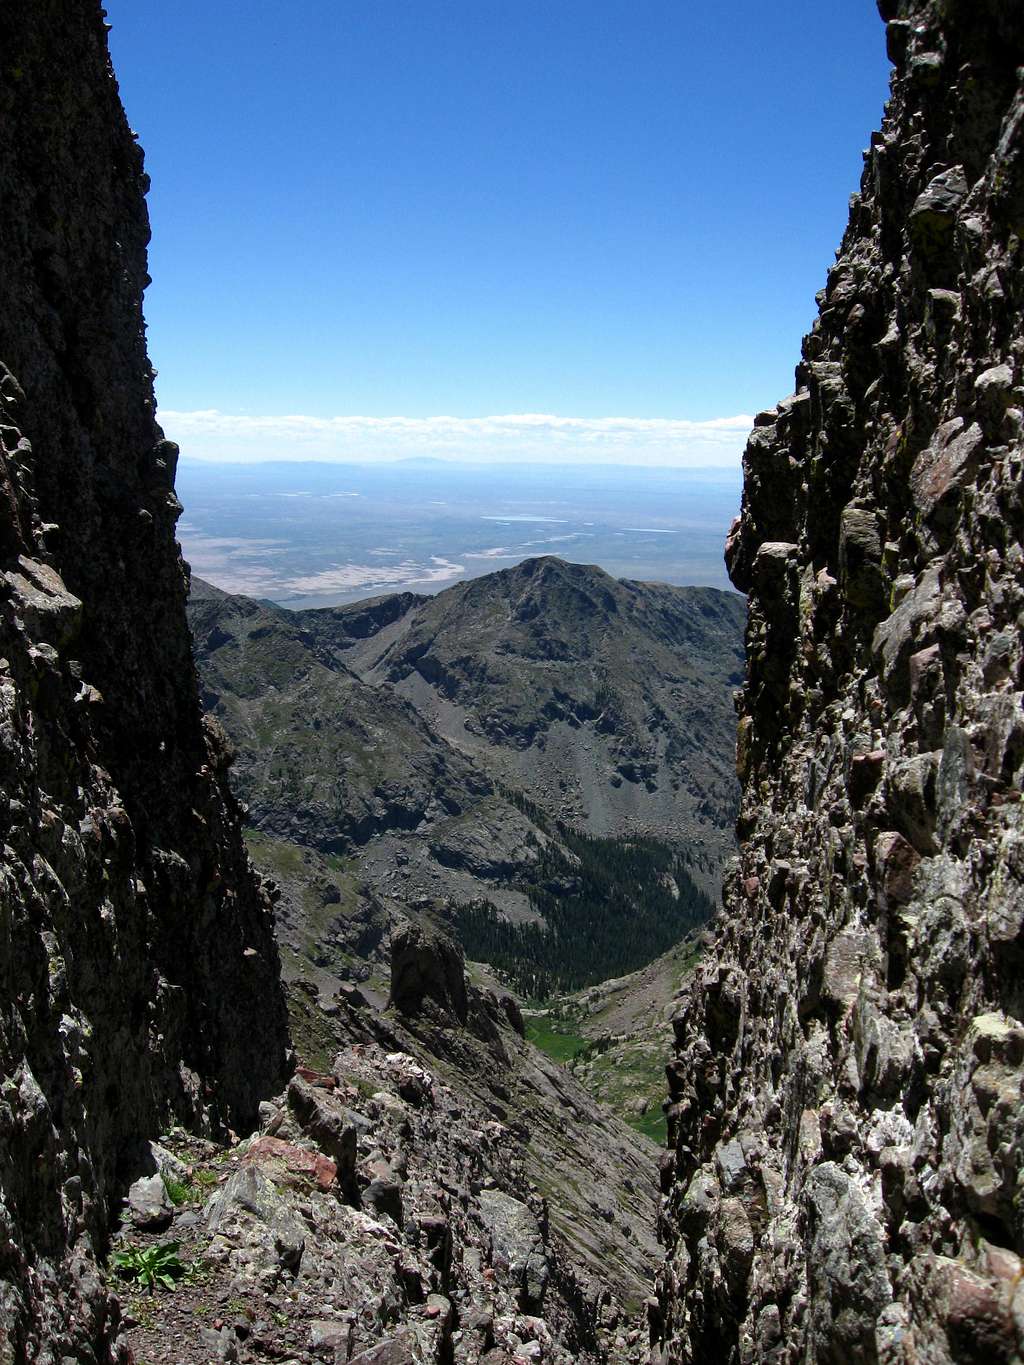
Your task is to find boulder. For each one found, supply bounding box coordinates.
[241,1134,337,1192]
[205,1164,307,1276]
[126,1174,173,1231]
[349,1333,417,1365]
[286,1075,358,1196]
[363,1178,404,1226]
[478,1189,549,1310]
[388,922,468,1022]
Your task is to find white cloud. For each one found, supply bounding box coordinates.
[161,409,752,468]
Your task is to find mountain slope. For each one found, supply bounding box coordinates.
[189,578,497,853]
[109,928,663,1365]
[187,561,742,993]
[310,556,746,862]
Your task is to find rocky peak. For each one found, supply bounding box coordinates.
[655,4,1024,1364]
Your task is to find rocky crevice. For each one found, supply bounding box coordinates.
[655,4,1024,1363]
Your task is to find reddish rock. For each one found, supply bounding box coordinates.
[242,1135,337,1191]
[872,830,921,913]
[938,1260,1017,1362]
[910,419,984,534]
[296,1064,337,1091]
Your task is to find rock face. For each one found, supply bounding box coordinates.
[389,922,469,1023]
[0,5,289,1359]
[656,5,1024,1364]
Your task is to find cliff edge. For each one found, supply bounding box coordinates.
[656,3,1024,1362]
[0,4,289,1359]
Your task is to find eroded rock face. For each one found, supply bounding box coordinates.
[656,4,1024,1363]
[0,4,289,1359]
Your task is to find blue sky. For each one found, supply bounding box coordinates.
[104,1,892,465]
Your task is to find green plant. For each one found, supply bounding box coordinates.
[524,1014,587,1064]
[183,1255,209,1286]
[128,1302,156,1331]
[112,1241,185,1293]
[162,1176,189,1206]
[162,1167,219,1205]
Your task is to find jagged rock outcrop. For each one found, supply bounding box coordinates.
[656,4,1024,1363]
[389,923,469,1023]
[110,931,662,1364]
[0,5,289,1359]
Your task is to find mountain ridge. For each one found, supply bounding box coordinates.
[191,555,745,862]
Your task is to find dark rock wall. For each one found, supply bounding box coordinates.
[656,3,1024,1363]
[0,4,289,1359]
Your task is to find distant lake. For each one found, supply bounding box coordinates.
[175,459,743,608]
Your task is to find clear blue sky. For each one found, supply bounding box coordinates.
[104,1,892,463]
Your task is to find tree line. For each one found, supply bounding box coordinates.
[451,815,713,1000]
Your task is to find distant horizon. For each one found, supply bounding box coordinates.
[175,456,742,606]
[164,408,753,469]
[176,451,747,475]
[189,550,746,611]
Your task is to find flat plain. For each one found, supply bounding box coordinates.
[176,458,742,607]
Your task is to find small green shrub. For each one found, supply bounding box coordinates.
[112,1241,185,1293]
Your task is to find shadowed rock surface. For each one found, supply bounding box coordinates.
[390,922,469,1022]
[655,5,1024,1363]
[0,5,288,1359]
